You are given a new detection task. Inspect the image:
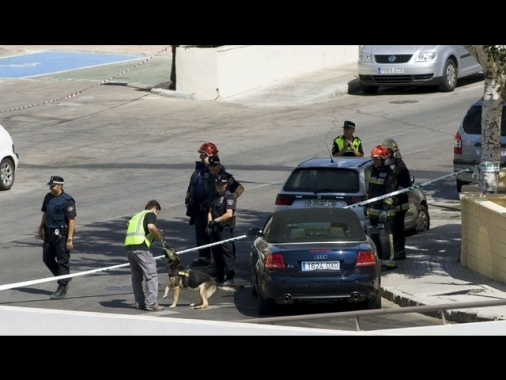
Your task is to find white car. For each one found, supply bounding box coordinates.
[358,45,483,94]
[0,124,19,191]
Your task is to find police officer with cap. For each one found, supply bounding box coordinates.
[38,176,77,300]
[332,120,364,157]
[207,173,237,284]
[206,155,244,207]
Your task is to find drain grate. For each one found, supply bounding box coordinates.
[390,100,419,104]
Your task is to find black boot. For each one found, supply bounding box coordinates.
[50,284,69,300]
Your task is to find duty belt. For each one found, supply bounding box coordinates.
[47,225,68,236]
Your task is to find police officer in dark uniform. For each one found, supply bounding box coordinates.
[207,174,237,284]
[38,176,77,300]
[206,155,244,211]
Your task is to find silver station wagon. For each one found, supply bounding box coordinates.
[358,45,482,94]
[274,157,430,235]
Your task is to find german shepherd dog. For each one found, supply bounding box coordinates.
[162,249,244,309]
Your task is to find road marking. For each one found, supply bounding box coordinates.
[0,51,143,78]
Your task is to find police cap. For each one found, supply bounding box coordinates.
[208,156,221,167]
[47,176,64,186]
[215,174,228,184]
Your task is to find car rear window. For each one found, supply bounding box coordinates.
[265,220,365,243]
[283,168,360,193]
[462,104,506,135]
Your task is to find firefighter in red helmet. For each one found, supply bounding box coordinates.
[383,137,411,260]
[365,145,397,271]
[185,142,219,267]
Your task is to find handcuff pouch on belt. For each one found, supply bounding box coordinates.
[223,216,236,228]
[47,225,68,242]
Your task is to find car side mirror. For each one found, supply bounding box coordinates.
[246,227,261,237]
[410,175,415,185]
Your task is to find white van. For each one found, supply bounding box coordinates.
[0,124,19,190]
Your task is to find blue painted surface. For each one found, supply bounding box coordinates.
[0,51,143,78]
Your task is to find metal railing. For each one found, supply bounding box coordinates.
[238,299,506,331]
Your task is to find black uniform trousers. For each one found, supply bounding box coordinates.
[368,218,395,265]
[393,209,407,256]
[210,225,235,281]
[194,210,212,261]
[43,233,71,286]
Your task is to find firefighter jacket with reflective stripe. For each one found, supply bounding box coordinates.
[366,164,397,218]
[125,210,153,248]
[388,157,411,212]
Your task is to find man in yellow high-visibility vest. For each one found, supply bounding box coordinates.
[125,199,164,312]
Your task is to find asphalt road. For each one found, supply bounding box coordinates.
[0,45,483,332]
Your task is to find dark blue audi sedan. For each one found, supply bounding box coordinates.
[248,207,381,315]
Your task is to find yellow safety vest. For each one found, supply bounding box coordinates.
[124,210,154,247]
[334,136,362,154]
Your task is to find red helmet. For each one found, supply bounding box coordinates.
[370,145,389,160]
[198,142,219,156]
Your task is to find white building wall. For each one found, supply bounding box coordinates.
[176,45,359,100]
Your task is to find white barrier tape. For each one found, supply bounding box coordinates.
[0,46,170,114]
[345,166,476,209]
[0,234,247,291]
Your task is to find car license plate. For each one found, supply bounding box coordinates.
[301,261,340,271]
[304,200,337,207]
[378,67,404,74]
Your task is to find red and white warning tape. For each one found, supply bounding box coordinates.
[0,234,247,291]
[0,46,170,114]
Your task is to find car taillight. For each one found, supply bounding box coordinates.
[275,194,291,206]
[454,131,463,155]
[264,253,286,269]
[345,195,366,205]
[356,251,377,267]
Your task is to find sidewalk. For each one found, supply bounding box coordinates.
[157,62,506,323]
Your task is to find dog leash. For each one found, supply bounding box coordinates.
[154,234,248,261]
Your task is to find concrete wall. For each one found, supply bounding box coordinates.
[176,45,359,100]
[0,305,356,336]
[460,191,506,283]
[3,305,506,335]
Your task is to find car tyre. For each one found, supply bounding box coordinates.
[363,293,382,310]
[457,178,471,193]
[414,205,430,233]
[250,276,257,297]
[257,293,275,316]
[0,158,15,191]
[438,59,458,92]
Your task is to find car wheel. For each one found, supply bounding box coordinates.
[257,293,275,315]
[0,158,15,191]
[457,178,471,193]
[362,293,381,310]
[361,85,379,94]
[438,59,458,92]
[250,276,257,297]
[414,205,430,233]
